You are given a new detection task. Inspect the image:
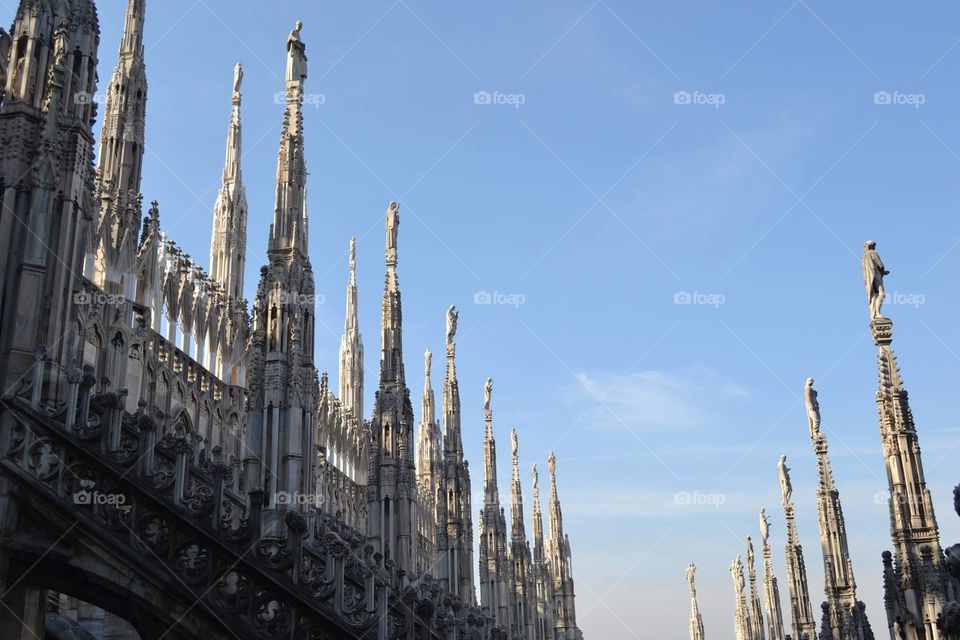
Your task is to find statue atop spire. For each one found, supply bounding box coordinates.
[484,376,493,413]
[804,377,820,438]
[446,304,459,345]
[779,454,816,640]
[759,508,786,640]
[862,240,888,321]
[286,20,307,83]
[688,563,706,640]
[777,455,792,507]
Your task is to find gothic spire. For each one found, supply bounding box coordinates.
[339,237,363,420]
[508,429,536,638]
[94,0,149,289]
[732,555,751,640]
[758,508,786,640]
[416,348,441,487]
[378,201,403,385]
[863,241,953,639]
[687,563,706,640]
[745,536,767,640]
[478,378,512,628]
[209,63,248,302]
[805,377,874,640]
[546,453,583,640]
[778,455,816,640]
[269,21,309,257]
[531,463,554,640]
[510,429,526,540]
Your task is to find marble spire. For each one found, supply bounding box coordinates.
[805,378,874,640]
[415,347,442,575]
[94,0,148,291]
[546,453,584,640]
[268,20,309,256]
[479,378,513,629]
[687,562,706,640]
[210,62,248,302]
[759,508,786,640]
[531,464,554,640]
[863,242,955,639]
[778,455,816,640]
[732,555,751,640]
[367,201,417,573]
[746,536,767,640]
[509,429,536,639]
[436,304,475,601]
[338,237,363,421]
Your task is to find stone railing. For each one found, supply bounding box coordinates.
[0,357,497,640]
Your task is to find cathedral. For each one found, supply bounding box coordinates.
[685,242,960,639]
[0,1,585,639]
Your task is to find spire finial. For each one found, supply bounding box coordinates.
[862,240,889,322]
[424,349,432,383]
[483,377,493,412]
[385,201,399,268]
[286,21,307,84]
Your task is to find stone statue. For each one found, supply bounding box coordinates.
[862,240,889,320]
[731,555,745,594]
[483,377,493,411]
[746,537,755,569]
[686,562,697,598]
[778,454,792,505]
[445,304,459,345]
[386,201,399,256]
[233,62,243,94]
[286,21,307,83]
[424,349,432,374]
[548,452,557,479]
[349,237,356,270]
[511,429,518,459]
[532,464,539,492]
[804,377,820,437]
[759,508,770,545]
[53,20,69,67]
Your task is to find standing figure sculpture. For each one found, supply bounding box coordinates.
[385,201,399,257]
[233,61,243,94]
[425,349,432,375]
[777,454,792,506]
[759,508,771,545]
[286,21,307,82]
[687,562,698,598]
[862,240,889,321]
[483,377,493,412]
[445,304,459,345]
[731,555,746,594]
[804,377,820,437]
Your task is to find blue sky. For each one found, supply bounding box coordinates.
[86,1,960,638]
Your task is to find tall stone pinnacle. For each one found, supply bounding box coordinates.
[746,536,767,640]
[687,562,706,640]
[268,21,309,256]
[339,237,363,421]
[94,0,148,290]
[863,241,953,639]
[759,508,786,640]
[509,429,536,639]
[531,464,554,640]
[805,378,874,640]
[732,555,751,640]
[546,453,583,640]
[778,455,816,640]
[210,62,248,302]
